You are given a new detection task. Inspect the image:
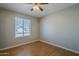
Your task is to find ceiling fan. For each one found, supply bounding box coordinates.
[26,3,48,11]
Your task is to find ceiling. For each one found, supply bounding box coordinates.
[0,3,77,18]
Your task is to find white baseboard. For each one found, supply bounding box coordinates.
[0,39,39,51]
[0,39,79,54]
[40,40,79,54]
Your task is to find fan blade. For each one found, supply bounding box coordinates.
[24,3,48,7]
[31,8,33,11]
[40,3,48,5]
[39,7,43,11]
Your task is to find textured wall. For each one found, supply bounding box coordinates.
[40,4,79,51]
[0,8,40,49]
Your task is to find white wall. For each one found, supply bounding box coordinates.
[40,4,79,52]
[0,8,40,49]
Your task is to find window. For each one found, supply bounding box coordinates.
[15,17,31,37]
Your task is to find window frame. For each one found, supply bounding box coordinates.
[15,16,32,38]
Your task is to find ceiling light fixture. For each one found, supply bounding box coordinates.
[26,3,48,11]
[31,3,43,11]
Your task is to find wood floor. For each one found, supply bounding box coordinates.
[0,41,79,56]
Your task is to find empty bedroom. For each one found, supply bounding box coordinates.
[0,3,79,56]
